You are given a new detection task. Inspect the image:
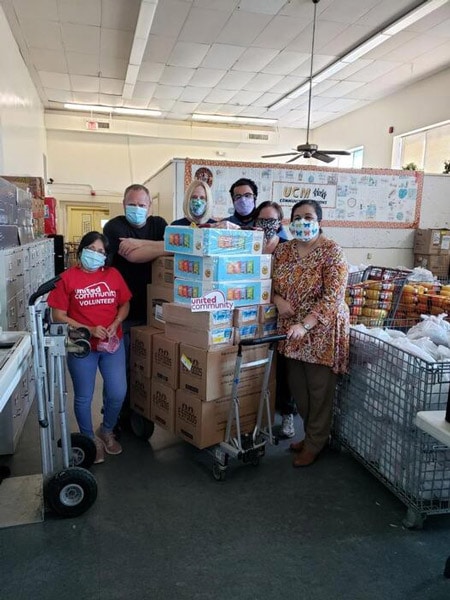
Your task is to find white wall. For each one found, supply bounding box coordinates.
[0,7,46,177]
[315,67,450,169]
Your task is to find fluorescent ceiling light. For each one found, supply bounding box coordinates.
[135,1,158,39]
[383,0,448,36]
[341,33,391,63]
[287,81,316,100]
[192,113,277,125]
[268,97,292,111]
[64,103,162,117]
[313,60,347,83]
[125,64,140,87]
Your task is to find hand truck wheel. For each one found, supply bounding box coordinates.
[45,467,97,518]
[58,433,96,468]
[212,462,227,481]
[130,411,155,440]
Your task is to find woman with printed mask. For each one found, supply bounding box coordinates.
[171,179,216,226]
[272,200,350,467]
[47,231,132,465]
[254,201,297,439]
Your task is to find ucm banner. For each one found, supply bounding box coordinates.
[273,181,337,209]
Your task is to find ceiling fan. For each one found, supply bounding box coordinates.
[262,0,350,164]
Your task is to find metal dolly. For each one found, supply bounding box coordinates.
[210,334,286,481]
[28,276,98,518]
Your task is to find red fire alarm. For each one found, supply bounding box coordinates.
[388,126,394,134]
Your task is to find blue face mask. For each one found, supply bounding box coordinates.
[80,248,106,271]
[125,205,147,227]
[189,197,207,218]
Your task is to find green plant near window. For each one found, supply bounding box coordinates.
[403,162,418,170]
[443,160,450,174]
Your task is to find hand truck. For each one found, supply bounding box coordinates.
[28,276,98,518]
[211,334,286,481]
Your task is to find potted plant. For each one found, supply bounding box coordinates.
[403,162,418,170]
[443,160,450,174]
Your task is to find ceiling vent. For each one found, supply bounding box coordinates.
[244,130,278,145]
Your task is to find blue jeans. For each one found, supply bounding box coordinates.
[67,339,127,438]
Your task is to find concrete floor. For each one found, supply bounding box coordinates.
[0,378,449,600]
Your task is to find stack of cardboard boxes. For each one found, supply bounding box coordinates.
[130,226,278,449]
[414,228,450,279]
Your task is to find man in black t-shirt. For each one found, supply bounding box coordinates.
[104,184,168,421]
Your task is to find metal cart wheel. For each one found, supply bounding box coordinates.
[58,433,96,468]
[45,467,97,518]
[212,462,227,482]
[130,411,155,440]
[402,507,426,529]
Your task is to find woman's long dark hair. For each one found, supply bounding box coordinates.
[76,231,110,265]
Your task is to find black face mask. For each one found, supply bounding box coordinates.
[254,217,281,242]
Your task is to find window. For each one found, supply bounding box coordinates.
[335,146,364,169]
[393,121,450,172]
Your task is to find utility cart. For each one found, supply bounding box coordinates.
[210,334,285,481]
[28,276,98,518]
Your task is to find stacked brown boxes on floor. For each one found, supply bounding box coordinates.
[152,225,277,449]
[414,228,450,279]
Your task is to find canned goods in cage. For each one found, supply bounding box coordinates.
[348,286,366,297]
[350,306,363,316]
[361,308,388,319]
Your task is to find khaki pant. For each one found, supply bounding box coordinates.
[286,358,337,454]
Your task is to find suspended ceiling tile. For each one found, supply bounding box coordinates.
[152,84,183,100]
[100,0,140,30]
[262,51,310,76]
[143,35,177,63]
[151,0,192,38]
[30,47,67,72]
[70,74,100,93]
[99,56,128,79]
[193,0,239,10]
[419,17,450,41]
[38,71,71,90]
[13,0,58,21]
[323,97,363,112]
[308,96,337,111]
[411,40,450,76]
[238,105,269,117]
[172,100,200,114]
[269,75,307,94]
[148,98,176,111]
[179,86,210,103]
[346,60,402,83]
[126,97,153,109]
[165,112,189,121]
[243,73,283,93]
[138,62,165,83]
[61,23,100,54]
[201,44,246,70]
[332,58,374,79]
[216,71,255,91]
[356,0,416,25]
[288,20,349,53]
[67,52,100,76]
[159,66,195,86]
[253,15,310,50]
[195,102,224,113]
[228,90,262,105]
[321,0,379,24]
[252,92,282,107]
[189,68,226,87]
[133,81,157,99]
[168,42,210,68]
[44,87,74,103]
[19,19,63,50]
[216,11,272,45]
[405,3,450,32]
[238,0,286,14]
[232,47,280,73]
[72,91,100,103]
[203,88,236,104]
[290,54,336,77]
[100,28,134,59]
[381,32,450,62]
[58,0,101,26]
[98,93,123,106]
[320,24,374,56]
[280,0,333,18]
[362,30,416,60]
[178,7,232,44]
[99,77,124,94]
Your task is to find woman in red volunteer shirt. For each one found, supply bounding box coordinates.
[48,231,131,464]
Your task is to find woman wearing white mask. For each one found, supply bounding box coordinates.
[48,231,131,465]
[171,179,216,226]
[272,200,349,467]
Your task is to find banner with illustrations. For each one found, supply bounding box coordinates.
[185,158,423,228]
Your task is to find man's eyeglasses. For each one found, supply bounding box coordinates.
[233,193,254,201]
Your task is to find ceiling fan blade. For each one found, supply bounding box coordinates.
[286,154,303,164]
[261,152,300,158]
[319,150,351,156]
[312,151,335,163]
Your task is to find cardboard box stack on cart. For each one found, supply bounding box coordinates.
[413,228,450,280]
[131,226,278,449]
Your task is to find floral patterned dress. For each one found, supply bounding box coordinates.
[272,237,350,374]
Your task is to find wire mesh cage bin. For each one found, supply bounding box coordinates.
[332,327,450,529]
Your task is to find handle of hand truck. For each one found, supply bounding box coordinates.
[28,275,61,306]
[239,334,287,347]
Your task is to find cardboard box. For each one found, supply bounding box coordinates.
[233,305,259,326]
[234,323,259,344]
[151,256,174,288]
[414,229,450,255]
[174,278,272,307]
[164,226,264,256]
[165,321,234,349]
[258,303,278,323]
[257,320,278,337]
[175,384,276,449]
[414,253,450,278]
[150,379,176,432]
[152,333,180,389]
[162,302,233,329]
[129,371,152,420]
[130,326,161,377]
[147,284,174,329]
[178,343,273,401]
[173,253,271,281]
